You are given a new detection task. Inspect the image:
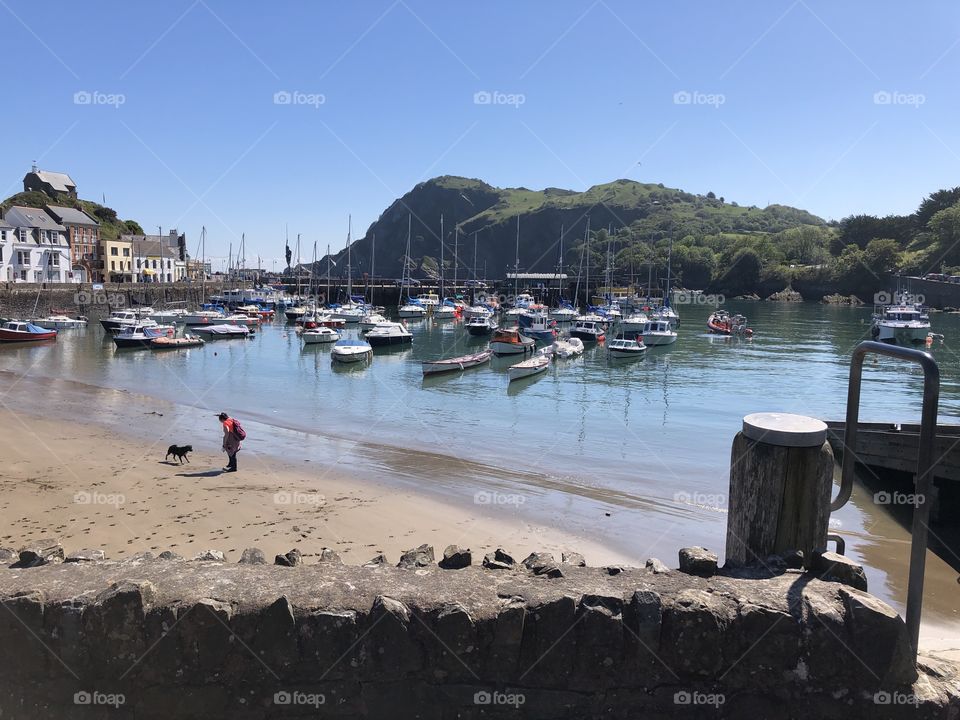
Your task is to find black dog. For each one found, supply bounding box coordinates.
[166,444,193,464]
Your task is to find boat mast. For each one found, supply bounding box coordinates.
[556,224,564,302]
[584,218,590,309]
[201,225,206,305]
[514,215,520,301]
[346,215,352,302]
[400,214,411,309]
[294,233,301,299]
[439,214,444,300]
[370,232,375,304]
[311,240,317,299]
[326,244,331,306]
[664,237,673,308]
[453,224,458,298]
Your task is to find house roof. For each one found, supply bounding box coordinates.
[32,170,76,192]
[4,206,66,231]
[130,239,179,259]
[45,205,99,227]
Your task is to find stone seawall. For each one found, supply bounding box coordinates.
[0,545,957,719]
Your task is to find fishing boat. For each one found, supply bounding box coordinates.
[508,353,551,381]
[150,335,205,350]
[465,315,498,336]
[31,315,87,330]
[421,349,492,376]
[359,312,389,331]
[365,321,413,347]
[607,336,647,359]
[301,327,341,344]
[0,321,57,342]
[192,324,253,339]
[707,310,753,337]
[331,338,373,363]
[518,310,558,343]
[570,320,606,343]
[636,318,678,346]
[550,337,584,358]
[490,327,535,355]
[113,324,175,349]
[871,303,930,345]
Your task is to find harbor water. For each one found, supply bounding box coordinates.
[1,300,958,637]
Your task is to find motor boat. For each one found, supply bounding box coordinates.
[398,301,427,319]
[871,304,930,345]
[365,321,413,347]
[650,305,680,329]
[707,310,753,337]
[284,305,307,321]
[100,309,154,332]
[221,313,261,327]
[113,324,175,349]
[421,349,492,376]
[570,320,606,343]
[607,336,647,359]
[182,310,227,325]
[550,337,584,358]
[489,327,536,355]
[517,310,557,343]
[301,327,341,344]
[359,313,389,331]
[30,315,87,330]
[465,315,498,336]
[192,324,253,339]
[0,321,57,342]
[507,353,551,381]
[329,304,366,323]
[463,304,494,320]
[548,303,579,323]
[148,309,188,324]
[620,311,650,334]
[331,338,373,363]
[415,293,440,308]
[636,319,678,346]
[431,303,458,320]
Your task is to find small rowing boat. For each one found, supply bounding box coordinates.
[150,335,206,350]
[507,353,550,381]
[421,350,492,376]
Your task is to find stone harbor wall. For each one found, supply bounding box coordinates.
[0,542,957,719]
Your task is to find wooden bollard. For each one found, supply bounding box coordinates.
[725,413,833,568]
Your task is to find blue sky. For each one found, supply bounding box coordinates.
[1,1,958,269]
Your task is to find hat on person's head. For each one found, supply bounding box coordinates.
[217,412,229,421]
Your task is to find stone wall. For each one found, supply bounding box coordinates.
[0,543,957,719]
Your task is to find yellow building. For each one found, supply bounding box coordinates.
[103,236,135,282]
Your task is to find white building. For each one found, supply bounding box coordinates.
[2,206,73,283]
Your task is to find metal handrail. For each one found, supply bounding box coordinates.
[832,340,939,661]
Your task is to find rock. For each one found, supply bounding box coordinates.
[158,550,182,561]
[605,565,624,576]
[660,588,736,676]
[194,549,225,562]
[319,547,342,564]
[781,549,804,569]
[678,546,718,577]
[275,549,302,567]
[561,551,586,567]
[839,586,917,685]
[812,551,867,591]
[522,552,564,578]
[766,287,803,302]
[238,547,267,565]
[397,544,434,569]
[15,538,64,567]
[438,545,471,569]
[65,549,105,563]
[483,548,515,570]
[0,548,18,564]
[363,552,387,567]
[822,293,865,306]
[645,557,670,574]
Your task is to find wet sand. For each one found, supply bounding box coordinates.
[0,406,634,567]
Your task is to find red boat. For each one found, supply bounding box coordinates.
[0,321,57,342]
[707,310,753,337]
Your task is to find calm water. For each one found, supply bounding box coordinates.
[1,301,958,633]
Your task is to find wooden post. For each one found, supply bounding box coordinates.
[725,413,833,568]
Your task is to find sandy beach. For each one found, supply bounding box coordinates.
[0,406,635,567]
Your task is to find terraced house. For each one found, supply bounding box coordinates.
[0,205,72,282]
[126,235,186,283]
[44,205,101,282]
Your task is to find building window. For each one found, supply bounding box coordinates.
[111,247,118,256]
[122,248,130,257]
[50,253,59,266]
[167,260,171,269]
[18,228,28,242]
[152,260,157,269]
[17,250,29,265]
[111,261,115,271]
[0,230,6,241]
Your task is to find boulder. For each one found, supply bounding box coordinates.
[438,545,471,569]
[0,548,18,564]
[157,550,182,561]
[397,544,434,569]
[275,549,302,567]
[839,586,917,686]
[812,551,867,591]
[482,548,515,570]
[645,557,670,574]
[522,552,564,578]
[193,549,225,562]
[561,551,586,567]
[15,538,64,567]
[363,552,387,567]
[238,547,267,565]
[678,546,717,577]
[319,547,342,564]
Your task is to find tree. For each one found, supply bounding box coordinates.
[863,238,901,273]
[706,191,716,199]
[718,248,760,294]
[915,187,960,228]
[124,220,144,234]
[927,201,960,266]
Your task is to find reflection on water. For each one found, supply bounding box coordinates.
[2,302,959,631]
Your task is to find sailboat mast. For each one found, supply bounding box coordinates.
[370,232,376,303]
[326,244,331,305]
[664,237,673,308]
[584,219,591,308]
[294,234,301,299]
[201,226,206,304]
[346,215,352,301]
[557,224,564,300]
[439,214,444,299]
[311,241,317,297]
[514,215,520,300]
[453,225,458,297]
[473,231,478,281]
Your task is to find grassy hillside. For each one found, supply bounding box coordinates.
[1,191,143,243]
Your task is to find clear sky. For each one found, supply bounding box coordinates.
[2,1,958,269]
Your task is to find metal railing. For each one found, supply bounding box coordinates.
[832,340,939,661]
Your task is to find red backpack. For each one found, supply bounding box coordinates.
[231,419,247,441]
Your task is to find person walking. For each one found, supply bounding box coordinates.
[218,412,243,472]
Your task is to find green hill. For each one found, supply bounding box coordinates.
[321,175,831,293]
[1,191,143,243]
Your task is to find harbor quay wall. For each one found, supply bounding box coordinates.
[0,544,957,719]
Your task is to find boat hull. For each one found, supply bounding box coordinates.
[570,329,605,342]
[331,349,371,363]
[422,350,492,375]
[639,333,677,346]
[302,331,340,344]
[490,340,534,355]
[367,334,412,347]
[609,348,646,359]
[508,359,550,381]
[0,329,57,342]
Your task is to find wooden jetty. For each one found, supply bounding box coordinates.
[824,421,960,483]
